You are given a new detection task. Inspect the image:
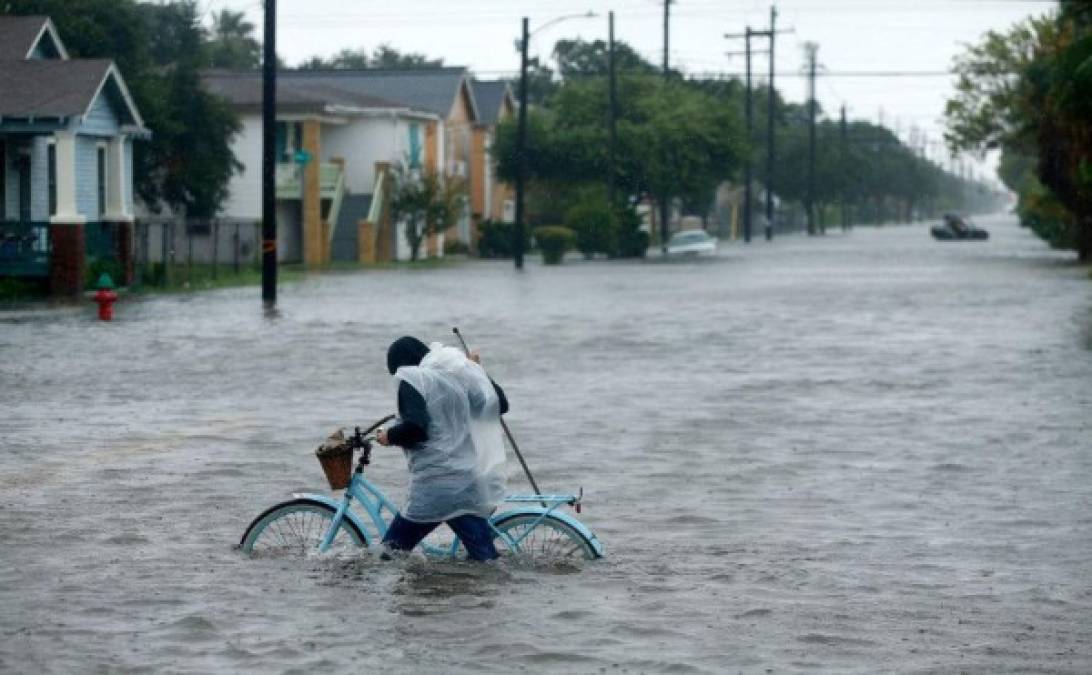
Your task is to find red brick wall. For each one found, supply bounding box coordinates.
[49,223,85,297]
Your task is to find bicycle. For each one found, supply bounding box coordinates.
[239,416,604,561]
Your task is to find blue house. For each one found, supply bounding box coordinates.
[0,16,148,295]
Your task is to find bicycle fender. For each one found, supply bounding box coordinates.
[290,492,374,546]
[495,507,605,557]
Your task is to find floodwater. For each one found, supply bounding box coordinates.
[2,213,1090,673]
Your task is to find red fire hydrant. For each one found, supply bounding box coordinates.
[94,273,118,321]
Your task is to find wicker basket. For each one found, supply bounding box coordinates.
[315,429,353,490]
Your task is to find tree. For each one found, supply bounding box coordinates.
[389,167,466,261]
[552,38,658,81]
[297,44,443,70]
[205,9,261,69]
[493,74,743,219]
[946,3,1092,259]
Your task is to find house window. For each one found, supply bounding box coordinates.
[97,145,107,216]
[275,122,304,162]
[47,143,56,216]
[408,123,422,168]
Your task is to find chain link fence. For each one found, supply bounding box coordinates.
[133,219,262,288]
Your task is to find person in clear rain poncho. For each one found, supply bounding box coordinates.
[376,336,509,561]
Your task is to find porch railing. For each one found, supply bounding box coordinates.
[275,162,344,200]
[0,221,51,277]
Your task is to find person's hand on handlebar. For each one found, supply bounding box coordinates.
[376,428,390,446]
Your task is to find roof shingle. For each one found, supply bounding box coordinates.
[472,80,513,125]
[0,59,111,118]
[277,67,473,119]
[0,16,49,61]
[202,71,411,113]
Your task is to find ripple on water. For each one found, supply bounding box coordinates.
[2,216,1091,673]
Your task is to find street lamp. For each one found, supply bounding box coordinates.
[513,11,597,270]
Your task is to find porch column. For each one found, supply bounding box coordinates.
[103,136,135,285]
[373,161,394,263]
[50,131,86,297]
[51,131,82,224]
[102,136,131,222]
[301,119,323,266]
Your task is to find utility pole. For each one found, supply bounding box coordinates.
[765,5,778,241]
[663,0,671,81]
[805,42,818,236]
[840,104,850,230]
[743,28,753,243]
[514,17,529,270]
[727,13,789,244]
[608,11,617,213]
[659,0,672,254]
[261,0,277,307]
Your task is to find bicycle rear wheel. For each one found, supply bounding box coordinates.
[491,512,600,561]
[239,498,366,558]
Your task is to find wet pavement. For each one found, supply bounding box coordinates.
[1,213,1090,673]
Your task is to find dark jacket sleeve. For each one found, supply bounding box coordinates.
[491,378,510,415]
[467,376,510,415]
[386,382,429,449]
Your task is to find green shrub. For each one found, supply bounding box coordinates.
[613,206,650,258]
[533,226,576,264]
[443,237,470,256]
[476,220,531,258]
[565,201,615,258]
[0,277,48,302]
[1019,186,1079,251]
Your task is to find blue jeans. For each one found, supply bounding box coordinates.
[382,513,499,561]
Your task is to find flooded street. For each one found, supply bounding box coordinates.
[2,213,1091,673]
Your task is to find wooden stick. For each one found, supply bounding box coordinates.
[452,327,546,501]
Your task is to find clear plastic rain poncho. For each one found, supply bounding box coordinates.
[393,343,507,522]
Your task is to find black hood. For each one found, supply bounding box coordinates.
[387,336,429,374]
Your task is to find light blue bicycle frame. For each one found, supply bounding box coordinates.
[299,470,602,557]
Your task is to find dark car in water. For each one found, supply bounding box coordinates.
[931,213,989,241]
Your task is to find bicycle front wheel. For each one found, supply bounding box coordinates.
[239,498,366,558]
[492,512,600,561]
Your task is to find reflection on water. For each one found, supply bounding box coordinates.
[1,214,1091,673]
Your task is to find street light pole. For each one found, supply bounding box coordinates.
[608,11,617,212]
[512,12,595,270]
[765,4,777,242]
[743,28,753,243]
[514,17,529,270]
[660,0,672,254]
[261,0,277,306]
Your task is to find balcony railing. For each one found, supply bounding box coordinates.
[275,162,344,200]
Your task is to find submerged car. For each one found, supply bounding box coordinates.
[666,229,717,256]
[931,213,989,241]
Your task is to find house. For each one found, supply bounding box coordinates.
[274,68,481,254]
[0,16,148,295]
[204,70,448,264]
[206,68,488,263]
[470,80,516,228]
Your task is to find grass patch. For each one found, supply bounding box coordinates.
[128,257,463,295]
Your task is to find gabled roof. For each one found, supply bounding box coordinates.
[0,59,144,129]
[278,67,479,121]
[472,80,515,126]
[202,70,416,115]
[0,16,68,61]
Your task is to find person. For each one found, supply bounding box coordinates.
[376,336,509,561]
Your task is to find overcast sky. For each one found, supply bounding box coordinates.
[203,0,1057,183]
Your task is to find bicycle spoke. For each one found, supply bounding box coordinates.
[243,503,364,558]
[494,516,593,562]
